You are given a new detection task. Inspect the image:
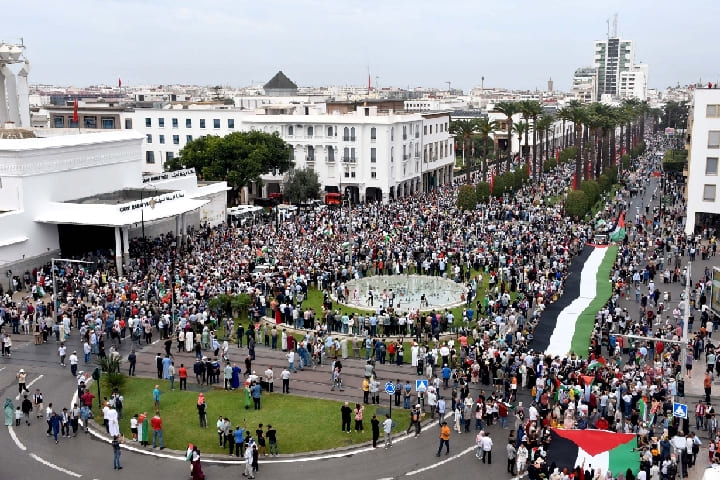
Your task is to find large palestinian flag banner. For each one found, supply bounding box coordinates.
[548,429,638,475]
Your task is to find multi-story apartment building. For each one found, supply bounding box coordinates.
[594,37,636,100]
[685,87,720,234]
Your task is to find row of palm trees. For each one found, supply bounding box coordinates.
[451,98,655,186]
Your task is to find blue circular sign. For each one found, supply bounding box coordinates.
[384,381,396,395]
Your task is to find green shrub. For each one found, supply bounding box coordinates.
[476,182,491,203]
[597,174,612,193]
[621,154,631,170]
[580,180,600,205]
[564,190,589,218]
[457,184,477,211]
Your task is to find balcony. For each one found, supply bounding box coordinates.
[342,136,356,142]
[326,155,336,164]
[305,156,315,163]
[342,156,356,163]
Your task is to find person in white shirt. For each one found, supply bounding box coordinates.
[69,351,79,376]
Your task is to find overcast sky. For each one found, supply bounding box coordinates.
[4,0,719,92]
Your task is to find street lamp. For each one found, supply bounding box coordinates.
[139,184,158,240]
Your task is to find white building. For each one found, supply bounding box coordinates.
[46,98,455,204]
[618,64,648,101]
[0,126,227,276]
[571,67,598,104]
[685,88,720,234]
[594,37,636,100]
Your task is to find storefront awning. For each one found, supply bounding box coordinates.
[35,196,209,227]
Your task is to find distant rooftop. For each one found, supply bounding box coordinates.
[263,71,298,91]
[0,122,36,139]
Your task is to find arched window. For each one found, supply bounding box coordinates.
[343,127,349,140]
[328,126,334,137]
[307,126,314,137]
[370,127,376,140]
[391,127,394,141]
[288,125,294,136]
[350,127,356,141]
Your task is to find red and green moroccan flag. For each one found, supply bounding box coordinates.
[548,429,638,476]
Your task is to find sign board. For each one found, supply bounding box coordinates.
[384,382,396,395]
[665,127,676,136]
[711,267,720,317]
[142,167,196,184]
[673,402,688,419]
[118,191,185,213]
[415,379,428,392]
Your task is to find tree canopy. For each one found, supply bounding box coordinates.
[283,167,322,204]
[166,131,293,190]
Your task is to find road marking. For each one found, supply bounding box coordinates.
[16,374,44,400]
[8,426,27,451]
[0,367,5,372]
[30,453,82,477]
[404,445,475,476]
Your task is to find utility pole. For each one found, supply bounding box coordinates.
[681,262,691,379]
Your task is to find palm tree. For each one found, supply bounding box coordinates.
[512,121,529,171]
[535,114,554,168]
[475,117,498,180]
[523,101,543,177]
[450,119,480,181]
[556,107,569,149]
[495,101,518,171]
[565,104,587,187]
[622,98,640,152]
[517,100,532,160]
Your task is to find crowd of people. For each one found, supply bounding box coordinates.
[5,130,720,479]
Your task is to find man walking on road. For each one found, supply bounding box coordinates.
[705,371,712,403]
[480,432,493,464]
[436,421,450,456]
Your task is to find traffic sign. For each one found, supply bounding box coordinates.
[673,402,688,419]
[384,382,396,395]
[415,379,428,392]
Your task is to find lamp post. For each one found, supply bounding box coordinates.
[139,184,158,241]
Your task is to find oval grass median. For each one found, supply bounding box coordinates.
[94,377,410,454]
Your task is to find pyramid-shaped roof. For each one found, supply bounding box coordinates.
[263,71,298,90]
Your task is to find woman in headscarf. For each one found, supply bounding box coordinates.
[4,398,14,426]
[189,445,205,480]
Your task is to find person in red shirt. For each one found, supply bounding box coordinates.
[178,363,188,390]
[150,413,164,449]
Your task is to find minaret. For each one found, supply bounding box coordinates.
[547,77,554,93]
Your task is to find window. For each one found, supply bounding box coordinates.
[145,118,152,127]
[343,147,349,162]
[709,131,720,148]
[288,126,294,136]
[158,118,165,127]
[124,119,132,129]
[351,171,356,178]
[328,146,335,162]
[166,152,174,162]
[371,127,376,140]
[423,125,427,135]
[391,146,394,162]
[707,158,719,175]
[707,105,720,117]
[146,151,155,164]
[371,147,376,163]
[83,116,97,128]
[228,119,235,129]
[307,145,314,161]
[703,184,716,201]
[351,127,356,141]
[173,135,180,145]
[69,118,78,128]
[172,118,178,128]
[213,119,220,129]
[101,117,115,129]
[200,119,206,129]
[186,135,193,143]
[146,134,152,144]
[391,127,394,141]
[159,135,165,144]
[307,126,313,137]
[403,125,407,140]
[327,126,333,137]
[371,170,377,179]
[343,127,349,141]
[186,118,192,128]
[53,116,64,128]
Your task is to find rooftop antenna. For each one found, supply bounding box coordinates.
[606,18,610,38]
[612,13,618,38]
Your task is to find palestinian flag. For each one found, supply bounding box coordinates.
[609,211,626,242]
[548,429,638,476]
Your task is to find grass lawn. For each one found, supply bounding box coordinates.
[570,246,617,357]
[96,377,410,453]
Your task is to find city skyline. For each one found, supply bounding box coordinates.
[4,0,719,92]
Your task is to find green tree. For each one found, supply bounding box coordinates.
[475,117,498,180]
[450,119,480,180]
[494,101,518,171]
[521,100,543,176]
[167,131,293,205]
[579,180,600,205]
[535,114,554,171]
[660,101,689,130]
[565,102,587,188]
[283,167,321,204]
[564,190,589,218]
[512,121,529,169]
[476,182,491,203]
[456,184,477,211]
